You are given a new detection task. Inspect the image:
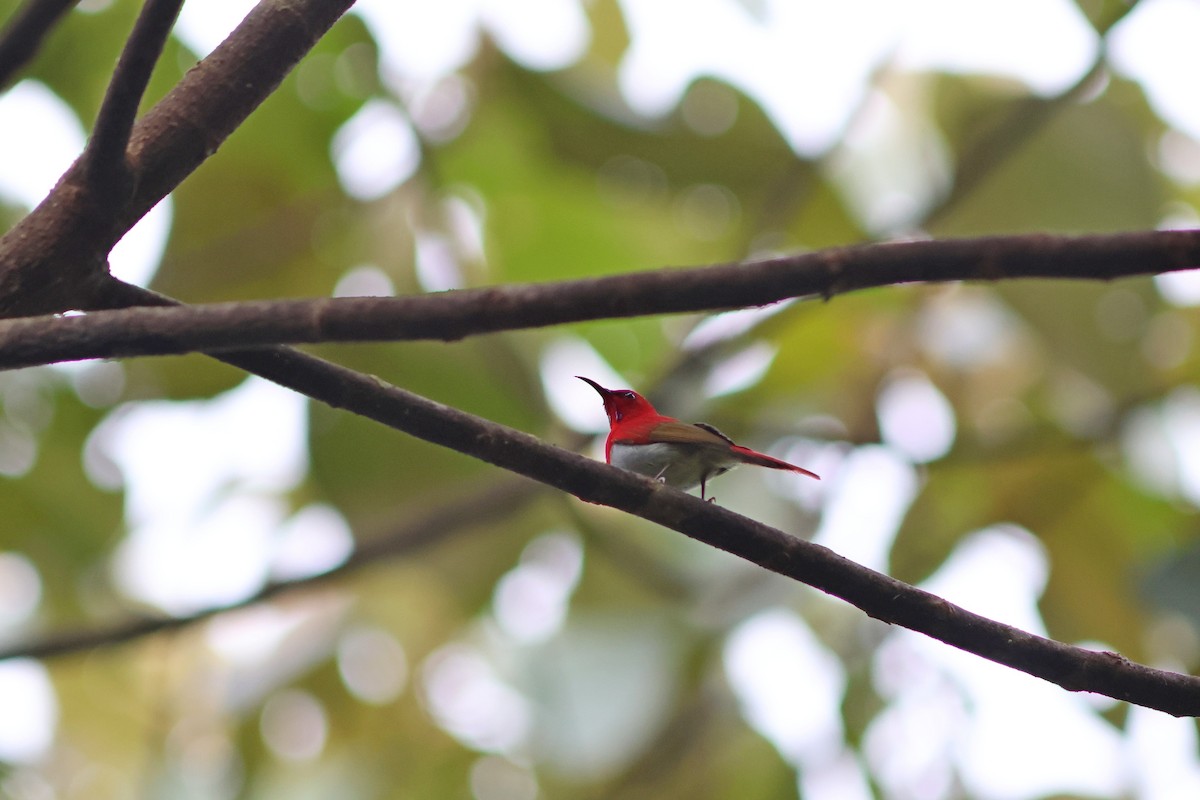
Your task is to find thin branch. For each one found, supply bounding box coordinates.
[1,228,1197,371]
[0,0,77,91]
[18,280,1197,716]
[0,477,542,661]
[82,0,185,189]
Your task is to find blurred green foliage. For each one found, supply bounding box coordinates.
[3,1,1200,798]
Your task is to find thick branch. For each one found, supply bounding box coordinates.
[0,0,76,90]
[19,283,1197,716]
[3,229,1199,371]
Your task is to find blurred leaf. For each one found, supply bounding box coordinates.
[580,0,630,68]
[893,433,1181,657]
[932,83,1166,235]
[997,277,1159,395]
[152,16,377,305]
[1035,456,1173,657]
[50,646,167,785]
[500,64,798,196]
[1,374,122,623]
[122,352,250,400]
[438,62,800,284]
[524,614,684,779]
[1078,0,1146,33]
[1141,541,1200,628]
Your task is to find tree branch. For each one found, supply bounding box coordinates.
[0,0,77,91]
[13,281,1196,716]
[2,229,1198,371]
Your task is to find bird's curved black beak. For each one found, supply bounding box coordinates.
[576,376,611,396]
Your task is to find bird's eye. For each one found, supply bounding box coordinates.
[619,391,636,399]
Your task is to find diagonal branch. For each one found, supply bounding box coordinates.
[12,279,1196,716]
[0,0,77,91]
[2,228,1199,372]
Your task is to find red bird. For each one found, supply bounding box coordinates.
[578,376,819,500]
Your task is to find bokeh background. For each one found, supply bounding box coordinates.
[3,0,1200,797]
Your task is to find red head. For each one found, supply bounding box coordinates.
[576,376,659,427]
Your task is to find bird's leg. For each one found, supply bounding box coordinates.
[652,462,672,489]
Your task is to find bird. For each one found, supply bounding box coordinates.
[577,376,819,500]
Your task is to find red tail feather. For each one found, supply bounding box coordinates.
[730,445,820,479]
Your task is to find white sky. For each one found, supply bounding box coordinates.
[0,0,1198,793]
